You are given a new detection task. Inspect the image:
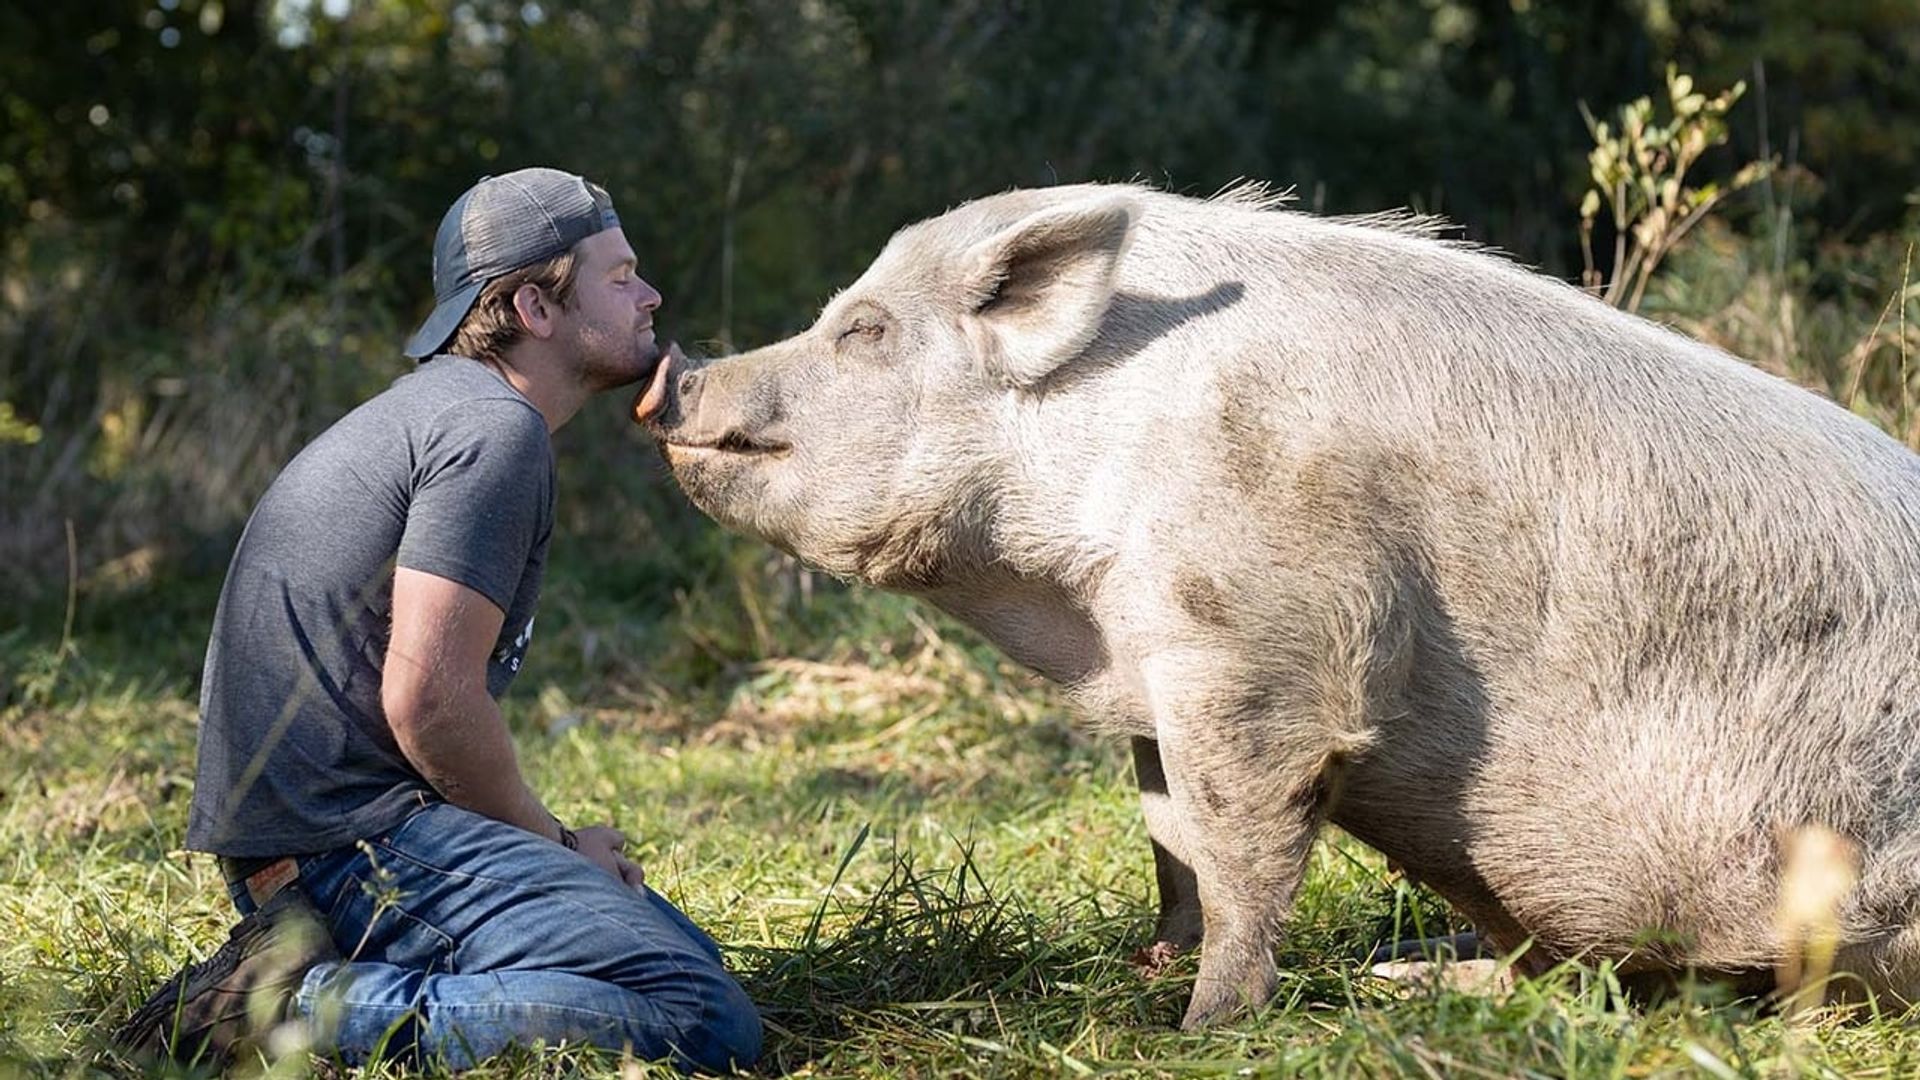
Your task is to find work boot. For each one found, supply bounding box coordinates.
[111,888,340,1065]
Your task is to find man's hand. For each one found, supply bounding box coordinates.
[573,824,646,891]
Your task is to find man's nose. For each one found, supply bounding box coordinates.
[639,281,663,312]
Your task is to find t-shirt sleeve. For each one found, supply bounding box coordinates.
[396,399,553,613]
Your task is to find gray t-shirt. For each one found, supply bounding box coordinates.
[185,356,553,857]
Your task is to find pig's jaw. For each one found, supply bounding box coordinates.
[656,424,793,522]
[661,447,793,547]
[660,437,793,538]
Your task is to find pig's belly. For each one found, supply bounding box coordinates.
[1331,731,1789,972]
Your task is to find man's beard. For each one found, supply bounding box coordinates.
[576,319,659,390]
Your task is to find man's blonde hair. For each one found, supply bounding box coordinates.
[446,248,582,363]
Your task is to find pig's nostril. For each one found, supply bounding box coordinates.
[677,372,700,399]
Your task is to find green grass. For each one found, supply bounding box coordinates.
[6,536,1920,1080]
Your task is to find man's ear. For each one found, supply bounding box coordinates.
[961,194,1138,390]
[512,283,559,340]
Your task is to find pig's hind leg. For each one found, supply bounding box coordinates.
[1132,735,1205,957]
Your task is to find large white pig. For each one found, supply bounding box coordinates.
[634,183,1920,1028]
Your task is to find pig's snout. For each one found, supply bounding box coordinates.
[633,353,721,433]
[644,356,791,459]
[637,363,711,435]
[670,367,707,424]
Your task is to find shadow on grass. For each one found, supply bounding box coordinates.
[728,825,1187,1074]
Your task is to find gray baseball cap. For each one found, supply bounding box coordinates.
[404,167,622,359]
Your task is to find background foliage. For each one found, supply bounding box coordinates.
[4,1,1920,1075]
[5,0,1920,607]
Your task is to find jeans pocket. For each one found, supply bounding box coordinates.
[380,798,441,848]
[327,871,460,975]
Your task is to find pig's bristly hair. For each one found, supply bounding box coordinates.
[1201,176,1513,268]
[1204,178,1295,212]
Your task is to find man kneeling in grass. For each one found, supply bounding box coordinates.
[112,168,760,1073]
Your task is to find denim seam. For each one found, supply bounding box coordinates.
[368,836,572,891]
[423,999,708,1070]
[303,970,701,1030]
[424,999,659,1023]
[322,869,461,975]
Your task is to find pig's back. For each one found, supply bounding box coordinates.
[1118,194,1920,670]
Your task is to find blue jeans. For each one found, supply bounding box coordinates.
[228,802,762,1072]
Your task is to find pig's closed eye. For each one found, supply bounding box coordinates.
[838,320,884,343]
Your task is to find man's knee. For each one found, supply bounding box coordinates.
[671,976,762,1075]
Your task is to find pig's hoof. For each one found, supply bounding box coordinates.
[1368,957,1512,996]
[1178,986,1243,1030]
[1129,940,1186,978]
[1179,968,1276,1029]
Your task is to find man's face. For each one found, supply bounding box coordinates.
[559,227,663,390]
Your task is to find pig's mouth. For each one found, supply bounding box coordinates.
[663,430,792,460]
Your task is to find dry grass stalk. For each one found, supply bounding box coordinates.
[1773,823,1860,1015]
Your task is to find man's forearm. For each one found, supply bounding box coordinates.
[392,693,561,843]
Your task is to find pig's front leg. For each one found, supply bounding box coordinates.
[1131,735,1204,954]
[1139,654,1342,1030]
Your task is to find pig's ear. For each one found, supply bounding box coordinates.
[962,196,1137,389]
